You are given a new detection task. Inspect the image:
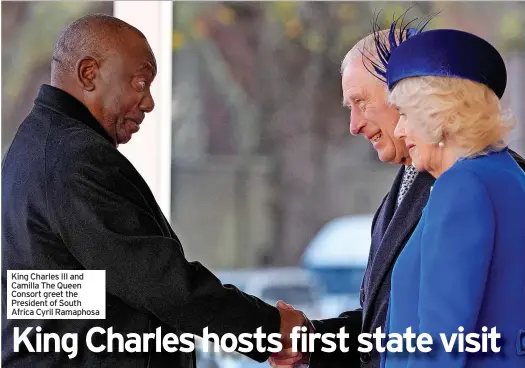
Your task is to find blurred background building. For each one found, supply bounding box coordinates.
[2,3,525,346]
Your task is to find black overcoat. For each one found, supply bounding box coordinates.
[2,85,280,367]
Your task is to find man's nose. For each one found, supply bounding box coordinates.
[349,111,366,136]
[139,92,155,113]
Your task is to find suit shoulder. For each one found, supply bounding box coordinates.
[435,163,485,189]
[47,115,111,152]
[46,121,122,176]
[442,150,516,182]
[424,164,495,231]
[430,163,492,209]
[454,150,524,184]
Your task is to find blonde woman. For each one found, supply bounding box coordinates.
[372,27,525,368]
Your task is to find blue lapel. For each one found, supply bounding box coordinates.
[362,168,435,330]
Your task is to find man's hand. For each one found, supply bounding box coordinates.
[278,300,306,348]
[271,300,311,368]
[270,346,305,368]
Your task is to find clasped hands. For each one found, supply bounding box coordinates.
[274,300,313,368]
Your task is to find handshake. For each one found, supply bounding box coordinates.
[274,300,313,368]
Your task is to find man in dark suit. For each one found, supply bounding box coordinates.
[269,29,525,368]
[1,14,307,367]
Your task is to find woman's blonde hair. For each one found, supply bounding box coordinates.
[389,76,515,157]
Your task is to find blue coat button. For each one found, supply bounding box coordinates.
[517,330,525,355]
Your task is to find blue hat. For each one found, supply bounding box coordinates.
[366,16,507,99]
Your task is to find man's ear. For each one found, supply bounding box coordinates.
[76,57,99,92]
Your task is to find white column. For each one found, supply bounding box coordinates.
[114,1,173,221]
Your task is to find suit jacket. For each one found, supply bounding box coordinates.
[1,85,281,367]
[310,150,525,368]
[383,148,525,368]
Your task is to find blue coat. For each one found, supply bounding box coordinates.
[311,149,525,368]
[383,149,525,368]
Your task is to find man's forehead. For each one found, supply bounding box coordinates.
[125,45,157,76]
[342,59,382,98]
[144,44,157,69]
[137,58,157,75]
[343,58,369,81]
[120,31,157,73]
[342,69,364,100]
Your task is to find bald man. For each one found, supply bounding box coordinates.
[1,14,307,368]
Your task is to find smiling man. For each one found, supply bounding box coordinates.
[342,56,411,166]
[271,30,422,368]
[1,14,309,368]
[269,25,525,368]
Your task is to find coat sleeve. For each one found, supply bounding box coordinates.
[308,309,362,367]
[308,192,385,368]
[407,168,495,368]
[46,141,280,362]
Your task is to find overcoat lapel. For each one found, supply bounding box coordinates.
[374,167,404,240]
[363,169,435,329]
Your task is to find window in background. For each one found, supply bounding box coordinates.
[1,1,113,155]
[169,2,418,270]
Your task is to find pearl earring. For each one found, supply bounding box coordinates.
[438,141,445,148]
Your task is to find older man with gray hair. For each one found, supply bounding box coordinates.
[270,24,525,368]
[268,27,425,368]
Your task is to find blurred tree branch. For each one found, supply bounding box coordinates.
[171,1,525,267]
[2,1,112,154]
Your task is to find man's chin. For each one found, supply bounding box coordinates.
[376,150,396,165]
[116,137,132,146]
[116,130,134,145]
[377,149,411,166]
